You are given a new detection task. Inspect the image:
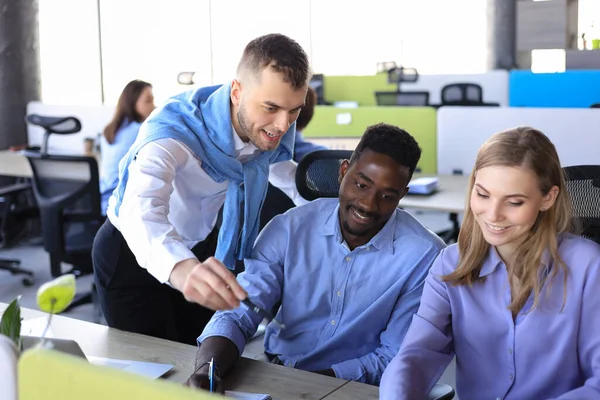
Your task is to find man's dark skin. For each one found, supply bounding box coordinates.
[186,148,410,392]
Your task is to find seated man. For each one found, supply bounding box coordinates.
[186,123,445,389]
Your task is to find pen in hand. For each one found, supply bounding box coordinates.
[208,357,214,393]
[242,298,286,329]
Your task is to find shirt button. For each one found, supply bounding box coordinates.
[345,256,351,262]
[336,290,341,297]
[508,348,513,355]
[366,246,371,251]
[331,320,336,325]
[509,373,514,381]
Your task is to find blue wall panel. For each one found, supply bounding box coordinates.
[509,70,600,108]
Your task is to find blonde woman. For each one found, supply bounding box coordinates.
[380,127,600,400]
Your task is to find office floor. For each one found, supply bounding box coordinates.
[0,210,458,397]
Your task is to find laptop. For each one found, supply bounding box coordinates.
[21,336,173,379]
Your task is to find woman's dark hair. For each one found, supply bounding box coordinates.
[103,80,152,144]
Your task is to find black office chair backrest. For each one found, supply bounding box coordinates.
[23,151,102,271]
[563,165,600,244]
[375,91,430,106]
[591,103,600,108]
[25,114,82,155]
[295,150,352,201]
[441,83,483,105]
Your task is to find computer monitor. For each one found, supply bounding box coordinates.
[309,74,328,105]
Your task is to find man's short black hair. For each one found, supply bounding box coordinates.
[237,33,311,90]
[349,123,422,177]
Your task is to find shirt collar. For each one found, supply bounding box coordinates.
[318,204,397,254]
[231,124,258,155]
[478,240,557,278]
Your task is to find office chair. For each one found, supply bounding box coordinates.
[563,165,600,245]
[441,83,484,105]
[591,103,600,108]
[295,150,456,400]
[375,91,430,107]
[0,181,35,285]
[24,114,104,313]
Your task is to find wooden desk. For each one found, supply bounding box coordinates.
[325,381,379,399]
[0,150,32,178]
[1,303,350,400]
[400,174,468,214]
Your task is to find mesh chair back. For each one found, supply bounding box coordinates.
[441,83,483,105]
[563,165,600,244]
[24,151,101,268]
[295,150,352,201]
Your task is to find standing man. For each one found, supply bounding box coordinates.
[92,33,311,345]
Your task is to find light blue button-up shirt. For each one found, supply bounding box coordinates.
[198,198,445,385]
[380,234,600,400]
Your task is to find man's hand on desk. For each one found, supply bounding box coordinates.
[185,364,225,394]
[169,257,248,311]
[186,337,240,394]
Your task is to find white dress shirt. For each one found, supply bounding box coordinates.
[106,130,307,284]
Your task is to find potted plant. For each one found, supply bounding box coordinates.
[0,274,76,400]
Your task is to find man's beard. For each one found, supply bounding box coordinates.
[237,105,259,148]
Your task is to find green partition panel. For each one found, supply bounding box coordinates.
[324,73,396,106]
[302,106,437,173]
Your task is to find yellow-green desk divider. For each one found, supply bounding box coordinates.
[303,106,438,173]
[19,348,220,400]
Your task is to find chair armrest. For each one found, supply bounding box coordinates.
[0,183,31,197]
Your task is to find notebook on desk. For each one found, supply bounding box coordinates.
[226,390,272,400]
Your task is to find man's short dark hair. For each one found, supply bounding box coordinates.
[349,123,422,177]
[237,33,311,90]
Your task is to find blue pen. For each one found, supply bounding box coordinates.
[208,357,214,393]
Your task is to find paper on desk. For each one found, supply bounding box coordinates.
[87,356,174,380]
[225,391,272,400]
[20,317,54,338]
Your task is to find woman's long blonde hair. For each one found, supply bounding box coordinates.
[443,127,573,314]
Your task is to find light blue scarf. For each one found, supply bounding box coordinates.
[112,83,295,269]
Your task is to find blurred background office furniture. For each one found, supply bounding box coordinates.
[375,66,430,106]
[0,182,35,285]
[375,90,430,106]
[441,83,483,105]
[438,83,500,107]
[309,73,332,105]
[563,165,600,245]
[24,115,104,314]
[591,103,600,108]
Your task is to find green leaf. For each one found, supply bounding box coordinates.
[0,297,22,349]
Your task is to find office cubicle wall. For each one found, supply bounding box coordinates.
[303,106,437,173]
[323,70,509,107]
[26,102,115,154]
[509,70,600,108]
[436,107,600,175]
